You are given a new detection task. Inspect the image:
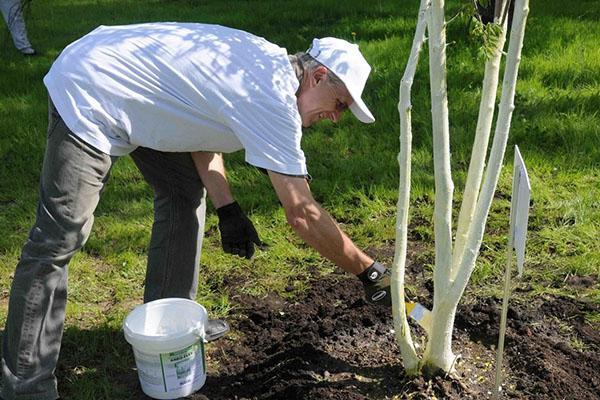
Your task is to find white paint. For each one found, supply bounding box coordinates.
[392,0,431,373]
[391,0,530,377]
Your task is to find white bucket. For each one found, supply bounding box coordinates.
[123,298,208,399]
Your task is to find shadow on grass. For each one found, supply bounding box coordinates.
[1,0,599,332]
[0,326,141,399]
[2,0,598,224]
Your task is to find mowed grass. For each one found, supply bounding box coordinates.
[0,0,598,398]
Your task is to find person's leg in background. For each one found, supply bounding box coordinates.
[130,148,207,303]
[0,0,35,55]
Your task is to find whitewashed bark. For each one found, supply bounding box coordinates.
[393,0,529,376]
[422,300,457,372]
[452,0,530,302]
[421,0,529,373]
[393,0,431,374]
[427,0,454,299]
[451,16,508,280]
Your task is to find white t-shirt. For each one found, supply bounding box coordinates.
[43,23,307,175]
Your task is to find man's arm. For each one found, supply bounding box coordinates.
[191,151,261,259]
[190,152,234,208]
[268,170,373,275]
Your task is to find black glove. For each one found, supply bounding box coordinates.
[358,261,392,306]
[216,201,262,259]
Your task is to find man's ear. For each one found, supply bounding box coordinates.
[309,66,329,86]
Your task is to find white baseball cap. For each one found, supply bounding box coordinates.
[307,37,375,123]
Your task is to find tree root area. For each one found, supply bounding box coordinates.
[186,272,598,399]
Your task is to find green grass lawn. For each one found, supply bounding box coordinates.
[0,0,598,398]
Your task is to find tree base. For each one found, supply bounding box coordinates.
[420,361,449,379]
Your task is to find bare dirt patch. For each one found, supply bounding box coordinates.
[173,272,600,400]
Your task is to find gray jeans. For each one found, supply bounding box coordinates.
[1,101,207,400]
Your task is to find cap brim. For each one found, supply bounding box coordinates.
[349,98,375,124]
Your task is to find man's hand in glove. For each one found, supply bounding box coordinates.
[358,261,392,306]
[216,201,263,259]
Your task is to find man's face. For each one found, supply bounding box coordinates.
[296,68,354,128]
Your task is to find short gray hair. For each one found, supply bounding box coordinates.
[289,52,345,89]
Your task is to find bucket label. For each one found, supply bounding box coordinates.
[134,340,205,394]
[160,341,205,392]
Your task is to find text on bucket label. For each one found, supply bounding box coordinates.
[133,340,205,393]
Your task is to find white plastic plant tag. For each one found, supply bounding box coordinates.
[511,146,531,277]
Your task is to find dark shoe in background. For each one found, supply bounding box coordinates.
[19,46,36,55]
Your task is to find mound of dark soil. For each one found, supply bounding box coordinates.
[183,272,600,400]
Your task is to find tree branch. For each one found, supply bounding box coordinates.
[427,0,454,299]
[393,0,432,372]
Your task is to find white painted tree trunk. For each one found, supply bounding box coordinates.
[392,0,431,374]
[421,299,458,372]
[420,0,457,372]
[392,0,530,376]
[423,0,530,373]
[427,0,454,301]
